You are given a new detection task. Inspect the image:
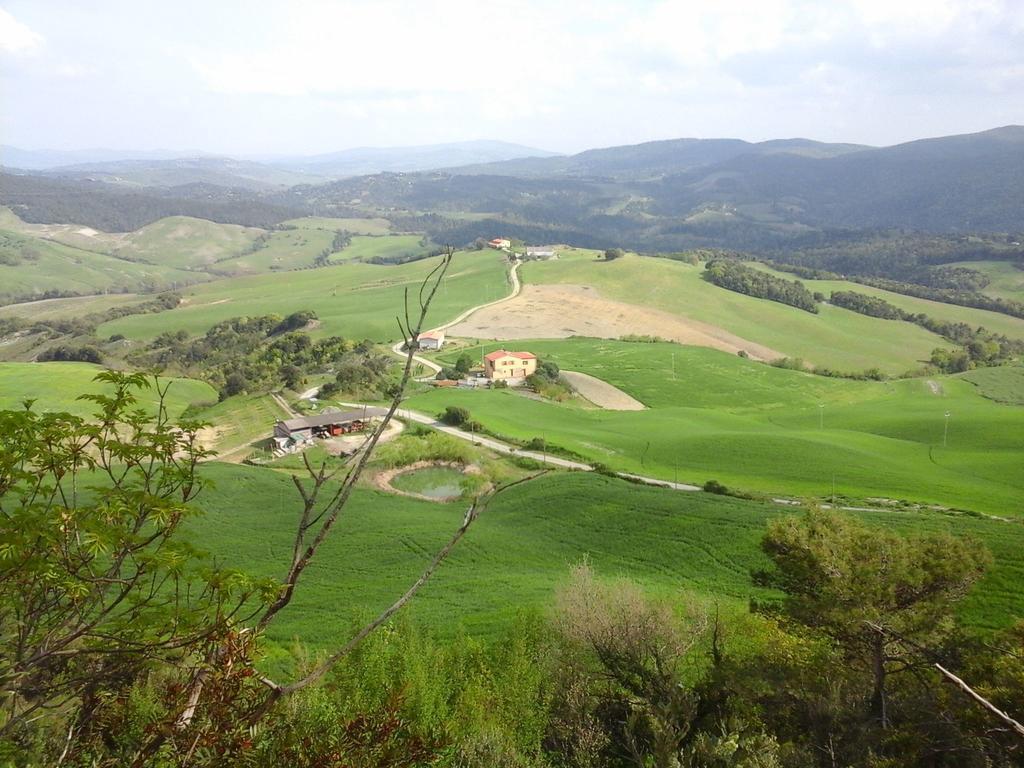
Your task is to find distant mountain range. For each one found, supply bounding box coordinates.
[267,140,559,178]
[447,137,869,179]
[287,126,1024,240]
[2,128,1022,244]
[0,140,559,189]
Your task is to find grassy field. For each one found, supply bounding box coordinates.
[113,216,265,270]
[948,260,1024,302]
[334,234,432,262]
[0,206,124,253]
[187,465,1024,652]
[99,250,511,342]
[212,226,335,273]
[0,293,144,320]
[406,339,1024,516]
[522,251,952,373]
[752,262,1024,340]
[281,216,393,236]
[0,228,206,303]
[961,365,1024,405]
[0,362,217,419]
[194,392,291,458]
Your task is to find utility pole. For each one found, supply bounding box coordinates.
[944,411,951,447]
[818,403,824,429]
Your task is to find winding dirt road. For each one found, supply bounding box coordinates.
[390,258,522,379]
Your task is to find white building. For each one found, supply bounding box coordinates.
[525,246,556,260]
[417,330,445,350]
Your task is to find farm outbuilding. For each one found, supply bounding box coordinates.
[273,407,388,449]
[524,246,556,260]
[417,330,445,350]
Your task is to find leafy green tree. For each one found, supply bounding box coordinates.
[755,510,989,729]
[280,363,304,390]
[604,248,624,261]
[0,372,264,759]
[454,353,474,375]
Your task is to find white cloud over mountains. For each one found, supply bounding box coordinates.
[3,0,1023,153]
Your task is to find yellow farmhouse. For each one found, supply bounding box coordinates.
[483,349,537,381]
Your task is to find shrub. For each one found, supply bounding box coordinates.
[440,405,471,426]
[37,344,104,364]
[374,432,474,468]
[703,479,729,495]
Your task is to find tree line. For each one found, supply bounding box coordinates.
[703,259,819,313]
[829,290,1024,372]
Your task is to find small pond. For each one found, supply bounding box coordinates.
[390,467,466,500]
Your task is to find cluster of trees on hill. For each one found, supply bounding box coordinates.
[829,290,1024,372]
[851,275,1024,320]
[2,379,1022,766]
[36,344,104,364]
[312,229,352,267]
[527,359,575,401]
[137,311,391,399]
[704,259,819,312]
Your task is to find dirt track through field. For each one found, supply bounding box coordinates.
[448,284,781,360]
[562,371,646,410]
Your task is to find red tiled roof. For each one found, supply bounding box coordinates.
[484,349,535,362]
[418,330,444,340]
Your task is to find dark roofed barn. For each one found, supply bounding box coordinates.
[273,407,388,443]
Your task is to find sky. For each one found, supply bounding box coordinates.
[2,0,1023,156]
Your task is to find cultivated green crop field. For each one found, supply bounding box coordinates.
[187,465,1024,653]
[407,339,1024,516]
[961,365,1024,405]
[752,262,1024,340]
[98,250,511,342]
[522,251,953,373]
[0,362,217,418]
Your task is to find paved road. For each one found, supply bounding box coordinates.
[338,400,702,490]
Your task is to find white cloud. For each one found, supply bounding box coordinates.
[0,7,42,54]
[189,0,592,97]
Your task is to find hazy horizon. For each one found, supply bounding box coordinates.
[3,1,1023,156]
